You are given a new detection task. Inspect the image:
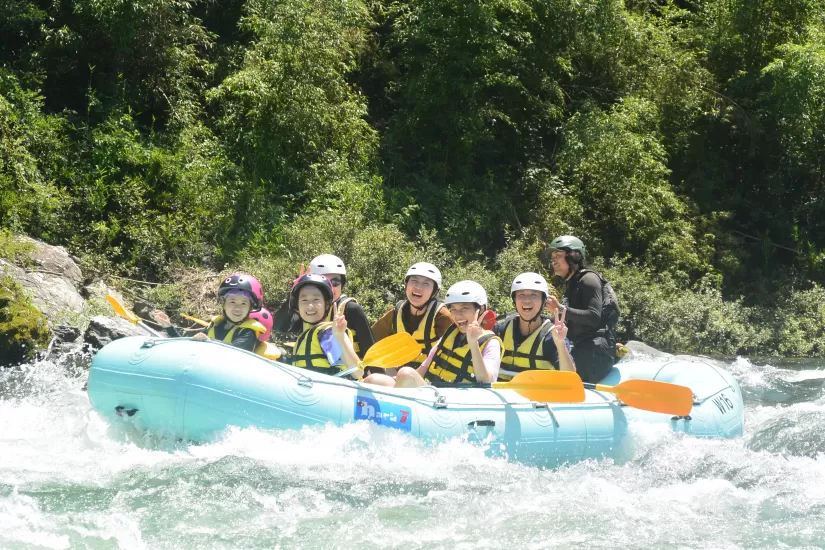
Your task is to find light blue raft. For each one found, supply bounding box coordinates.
[87,336,744,467]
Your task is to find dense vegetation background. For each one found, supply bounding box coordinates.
[2,0,825,356]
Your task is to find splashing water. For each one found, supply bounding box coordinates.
[1,351,824,549]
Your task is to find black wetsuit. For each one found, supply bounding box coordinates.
[563,270,615,383]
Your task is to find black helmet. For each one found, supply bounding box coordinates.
[548,235,586,259]
[290,273,334,311]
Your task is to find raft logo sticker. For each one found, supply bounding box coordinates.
[354,396,412,432]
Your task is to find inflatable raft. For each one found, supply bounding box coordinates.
[87,336,744,467]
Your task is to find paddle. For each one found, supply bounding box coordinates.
[584,380,694,416]
[106,294,163,337]
[180,313,209,327]
[492,371,694,415]
[335,332,422,378]
[493,370,586,402]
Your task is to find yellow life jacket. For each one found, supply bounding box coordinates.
[427,325,502,386]
[393,299,445,366]
[292,321,354,374]
[498,317,556,381]
[207,315,279,360]
[324,296,360,352]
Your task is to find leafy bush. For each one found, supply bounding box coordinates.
[0,268,50,366]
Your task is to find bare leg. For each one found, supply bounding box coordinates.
[394,367,427,388]
[361,373,396,387]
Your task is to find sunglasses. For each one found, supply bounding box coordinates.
[329,278,342,287]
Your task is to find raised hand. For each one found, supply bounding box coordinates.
[151,310,172,328]
[332,302,347,336]
[467,308,483,344]
[545,295,562,313]
[550,307,568,342]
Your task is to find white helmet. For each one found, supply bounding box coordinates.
[309,254,346,276]
[405,262,442,289]
[511,272,549,300]
[445,280,487,306]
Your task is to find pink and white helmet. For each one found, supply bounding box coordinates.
[218,273,264,311]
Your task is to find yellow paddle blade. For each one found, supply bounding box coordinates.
[493,370,586,402]
[362,333,421,369]
[106,294,138,324]
[592,379,694,416]
[180,313,209,327]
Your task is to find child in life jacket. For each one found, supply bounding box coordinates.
[367,280,502,388]
[307,254,376,358]
[151,273,281,359]
[369,262,453,369]
[287,273,362,378]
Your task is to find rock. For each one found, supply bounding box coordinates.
[623,340,673,360]
[0,236,85,323]
[52,325,82,343]
[84,316,145,349]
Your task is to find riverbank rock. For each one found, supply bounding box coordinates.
[0,236,85,322]
[84,316,144,349]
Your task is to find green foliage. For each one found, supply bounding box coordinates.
[0,268,50,366]
[0,230,36,267]
[208,0,377,247]
[5,0,825,356]
[0,70,70,238]
[601,259,769,355]
[557,97,708,279]
[775,285,825,356]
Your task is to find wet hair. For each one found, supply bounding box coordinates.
[566,250,585,273]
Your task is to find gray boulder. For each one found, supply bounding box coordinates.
[84,316,145,349]
[1,236,85,323]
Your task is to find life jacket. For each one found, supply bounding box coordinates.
[565,269,620,343]
[324,295,360,352]
[392,299,445,366]
[498,317,556,381]
[427,325,502,386]
[292,321,355,375]
[207,315,279,360]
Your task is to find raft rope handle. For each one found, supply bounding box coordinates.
[139,337,317,387]
[692,384,734,405]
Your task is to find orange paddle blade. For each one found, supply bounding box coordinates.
[493,370,586,402]
[106,294,138,324]
[362,333,421,369]
[592,379,694,416]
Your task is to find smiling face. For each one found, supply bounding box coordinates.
[514,289,544,319]
[447,302,480,334]
[297,285,327,324]
[406,275,435,308]
[223,295,252,323]
[551,250,571,278]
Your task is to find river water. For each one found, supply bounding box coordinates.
[1,350,824,549]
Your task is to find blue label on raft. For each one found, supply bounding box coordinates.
[354,396,412,432]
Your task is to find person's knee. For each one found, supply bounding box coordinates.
[395,367,422,388]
